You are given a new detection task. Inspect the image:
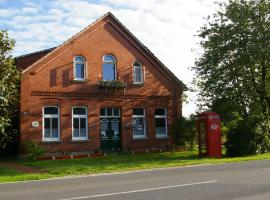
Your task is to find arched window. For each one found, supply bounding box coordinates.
[74,56,86,80]
[133,61,144,84]
[102,54,116,81]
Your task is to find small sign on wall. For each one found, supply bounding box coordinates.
[32,121,39,128]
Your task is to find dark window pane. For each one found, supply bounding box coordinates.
[44,107,58,114]
[133,61,141,67]
[113,108,120,116]
[155,118,166,135]
[100,108,105,116]
[73,107,86,115]
[51,118,58,138]
[44,118,51,138]
[80,118,87,137]
[102,63,115,81]
[107,108,112,116]
[155,118,166,127]
[155,108,165,116]
[80,118,86,129]
[44,118,51,129]
[133,108,144,116]
[73,118,79,129]
[52,118,58,129]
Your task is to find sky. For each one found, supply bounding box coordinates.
[0,0,226,117]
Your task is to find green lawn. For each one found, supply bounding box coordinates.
[1,151,270,183]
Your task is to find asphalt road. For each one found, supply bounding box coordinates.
[1,159,270,200]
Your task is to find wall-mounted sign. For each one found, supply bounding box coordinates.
[32,121,39,128]
[210,124,219,130]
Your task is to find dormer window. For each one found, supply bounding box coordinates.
[102,54,116,81]
[74,56,86,80]
[133,61,144,84]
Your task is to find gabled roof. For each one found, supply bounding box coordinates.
[15,47,56,70]
[18,12,187,90]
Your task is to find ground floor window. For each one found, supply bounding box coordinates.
[132,108,146,138]
[43,106,60,141]
[72,107,88,140]
[155,108,167,137]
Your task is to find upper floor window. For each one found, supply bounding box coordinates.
[72,107,88,140]
[102,54,116,81]
[43,106,60,141]
[133,61,144,84]
[155,108,167,137]
[74,56,86,80]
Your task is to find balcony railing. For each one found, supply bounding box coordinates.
[98,80,127,88]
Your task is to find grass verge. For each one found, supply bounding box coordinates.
[1,151,270,183]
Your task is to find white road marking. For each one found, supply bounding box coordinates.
[60,180,218,200]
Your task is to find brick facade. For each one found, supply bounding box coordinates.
[18,13,185,153]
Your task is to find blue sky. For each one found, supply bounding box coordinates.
[0,0,226,116]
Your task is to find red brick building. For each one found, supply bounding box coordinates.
[16,12,186,154]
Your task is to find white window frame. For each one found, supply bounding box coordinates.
[132,108,146,139]
[102,54,117,81]
[73,56,86,81]
[133,61,144,84]
[72,106,88,141]
[42,106,60,142]
[155,108,168,138]
[100,107,120,118]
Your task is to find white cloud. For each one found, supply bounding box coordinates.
[0,0,227,116]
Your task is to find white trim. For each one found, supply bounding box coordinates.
[102,54,117,81]
[72,106,88,141]
[100,107,120,118]
[132,107,146,138]
[73,56,86,81]
[155,108,168,138]
[132,61,144,84]
[42,106,60,142]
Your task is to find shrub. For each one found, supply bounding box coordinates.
[225,119,257,157]
[23,141,46,160]
[225,115,270,157]
[173,116,196,150]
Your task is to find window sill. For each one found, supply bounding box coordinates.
[72,79,87,83]
[42,140,62,144]
[133,137,148,140]
[155,136,169,139]
[70,139,90,143]
[133,82,144,86]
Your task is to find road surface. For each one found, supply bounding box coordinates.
[1,159,270,200]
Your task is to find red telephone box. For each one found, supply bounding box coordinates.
[197,112,222,158]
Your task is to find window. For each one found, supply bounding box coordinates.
[43,106,60,141]
[100,107,120,117]
[132,108,146,138]
[102,54,116,81]
[72,107,88,140]
[74,56,86,80]
[133,61,144,84]
[155,108,167,137]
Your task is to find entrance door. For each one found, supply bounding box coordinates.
[100,108,121,150]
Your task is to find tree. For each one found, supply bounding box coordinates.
[193,0,270,154]
[0,30,20,149]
